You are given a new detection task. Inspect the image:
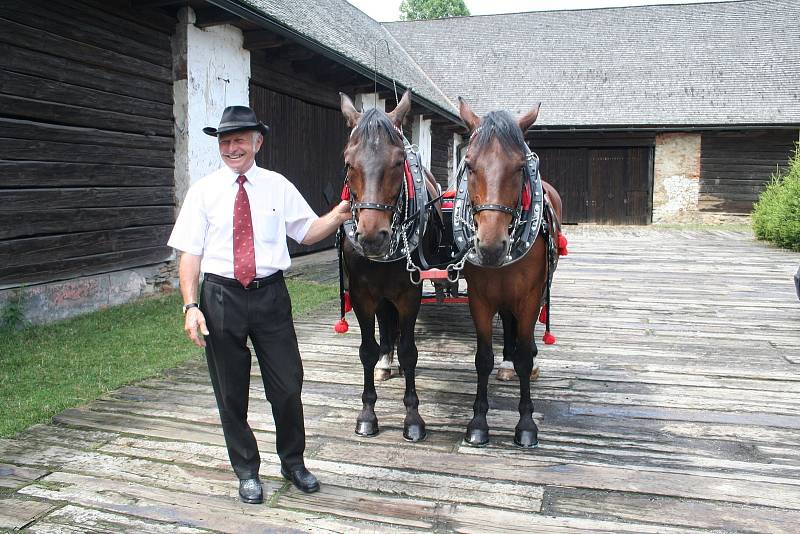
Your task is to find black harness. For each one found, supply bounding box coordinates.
[452,144,545,266]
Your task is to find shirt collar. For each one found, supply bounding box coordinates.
[225,162,259,185]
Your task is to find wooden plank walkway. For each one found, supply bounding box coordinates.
[2,227,799,533]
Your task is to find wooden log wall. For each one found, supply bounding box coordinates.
[700,129,798,213]
[429,122,450,189]
[0,0,175,286]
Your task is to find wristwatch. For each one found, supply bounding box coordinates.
[182,303,199,314]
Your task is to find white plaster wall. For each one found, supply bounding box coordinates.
[355,92,386,111]
[412,115,432,170]
[450,132,463,189]
[652,132,702,223]
[185,17,250,185]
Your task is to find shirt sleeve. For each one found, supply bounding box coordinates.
[284,181,319,243]
[167,184,207,255]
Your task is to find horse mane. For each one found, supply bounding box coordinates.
[352,108,403,148]
[472,111,527,155]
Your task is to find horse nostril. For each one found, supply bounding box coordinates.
[378,230,389,242]
[501,239,507,250]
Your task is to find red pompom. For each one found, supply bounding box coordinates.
[343,291,352,313]
[538,306,547,325]
[542,331,556,345]
[341,183,350,201]
[334,318,349,333]
[557,233,568,256]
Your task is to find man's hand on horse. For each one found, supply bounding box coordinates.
[334,200,352,223]
[184,308,209,347]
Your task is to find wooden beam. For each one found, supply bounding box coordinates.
[193,6,240,28]
[243,30,286,50]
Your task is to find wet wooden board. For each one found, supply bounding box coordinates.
[3,228,799,531]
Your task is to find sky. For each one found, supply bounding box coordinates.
[346,0,733,21]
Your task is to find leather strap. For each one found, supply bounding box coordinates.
[473,203,516,215]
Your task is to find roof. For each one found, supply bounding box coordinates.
[384,0,800,127]
[237,0,459,119]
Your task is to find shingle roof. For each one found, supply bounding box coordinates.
[240,0,458,119]
[384,0,800,127]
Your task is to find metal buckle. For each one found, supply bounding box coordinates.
[248,280,261,290]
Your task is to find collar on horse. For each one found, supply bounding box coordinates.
[341,133,431,263]
[452,144,545,267]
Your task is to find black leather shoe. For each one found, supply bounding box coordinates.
[281,465,320,493]
[238,477,263,504]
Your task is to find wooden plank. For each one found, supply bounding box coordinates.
[0,497,55,531]
[29,505,207,534]
[0,95,172,136]
[0,42,172,104]
[20,471,391,533]
[0,226,173,268]
[0,246,173,285]
[0,0,171,67]
[0,188,174,211]
[0,161,173,187]
[1,207,174,239]
[0,69,172,120]
[0,117,173,151]
[0,463,48,490]
[0,18,171,82]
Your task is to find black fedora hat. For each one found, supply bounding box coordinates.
[203,106,270,137]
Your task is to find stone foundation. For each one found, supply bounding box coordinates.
[653,132,701,223]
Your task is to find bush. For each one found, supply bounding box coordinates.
[752,142,800,251]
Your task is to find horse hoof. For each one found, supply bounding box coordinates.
[464,428,490,447]
[374,368,392,382]
[514,428,539,448]
[355,420,379,437]
[530,366,541,381]
[403,424,427,442]
[496,367,516,381]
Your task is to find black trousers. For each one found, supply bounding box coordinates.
[200,272,305,480]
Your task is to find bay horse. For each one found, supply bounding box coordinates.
[338,89,443,442]
[457,97,563,448]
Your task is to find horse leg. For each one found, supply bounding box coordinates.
[375,299,399,381]
[353,298,380,437]
[465,308,494,446]
[512,318,539,448]
[395,295,426,442]
[497,311,517,381]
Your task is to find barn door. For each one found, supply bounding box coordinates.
[250,83,349,254]
[589,147,652,224]
[536,147,589,224]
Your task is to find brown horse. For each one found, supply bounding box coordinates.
[339,89,442,442]
[457,98,563,448]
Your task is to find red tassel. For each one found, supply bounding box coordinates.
[521,182,531,211]
[557,233,568,256]
[404,161,415,198]
[542,331,556,345]
[334,318,349,333]
[343,292,352,313]
[538,306,547,325]
[341,183,350,201]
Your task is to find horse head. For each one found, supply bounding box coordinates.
[459,97,540,266]
[340,90,412,258]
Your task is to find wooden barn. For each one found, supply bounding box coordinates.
[1,0,798,322]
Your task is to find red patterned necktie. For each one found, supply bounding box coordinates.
[233,175,256,288]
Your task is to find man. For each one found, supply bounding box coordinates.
[168,105,350,503]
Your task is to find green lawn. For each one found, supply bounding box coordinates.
[0,280,338,438]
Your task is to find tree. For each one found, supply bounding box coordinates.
[399,0,470,21]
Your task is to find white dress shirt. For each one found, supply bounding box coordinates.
[167,163,318,278]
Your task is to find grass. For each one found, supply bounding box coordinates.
[0,280,338,438]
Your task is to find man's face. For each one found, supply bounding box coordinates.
[218,130,263,174]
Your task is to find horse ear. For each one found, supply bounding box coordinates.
[458,97,481,132]
[388,89,412,127]
[518,103,541,133]
[340,92,361,128]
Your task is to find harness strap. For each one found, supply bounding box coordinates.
[473,203,516,215]
[351,201,395,212]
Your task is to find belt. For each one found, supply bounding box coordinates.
[204,271,283,290]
